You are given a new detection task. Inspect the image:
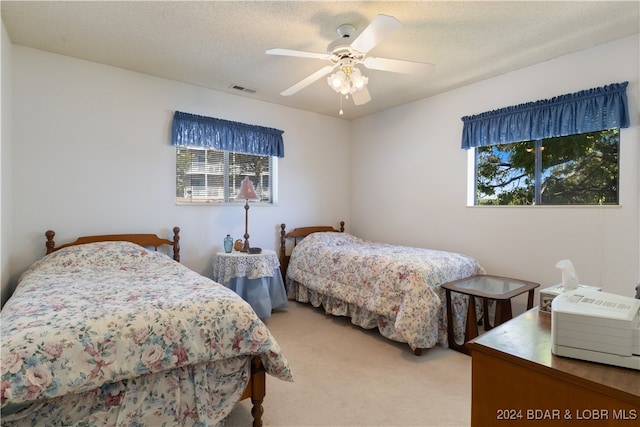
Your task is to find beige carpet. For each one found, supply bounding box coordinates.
[224,301,472,427]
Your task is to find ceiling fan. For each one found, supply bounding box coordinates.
[266,14,435,109]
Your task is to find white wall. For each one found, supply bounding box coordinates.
[1,21,13,305]
[351,35,640,309]
[6,46,350,300]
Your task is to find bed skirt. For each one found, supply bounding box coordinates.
[2,356,252,426]
[286,279,476,350]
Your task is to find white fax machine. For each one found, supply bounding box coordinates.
[551,289,640,370]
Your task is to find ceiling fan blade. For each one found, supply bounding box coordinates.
[363,56,435,74]
[350,14,402,54]
[351,87,371,106]
[266,48,330,61]
[280,64,337,96]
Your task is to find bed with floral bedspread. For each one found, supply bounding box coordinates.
[283,230,484,353]
[1,240,292,426]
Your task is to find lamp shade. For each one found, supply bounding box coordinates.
[236,177,259,201]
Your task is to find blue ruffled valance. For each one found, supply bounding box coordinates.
[171,111,285,157]
[461,82,629,149]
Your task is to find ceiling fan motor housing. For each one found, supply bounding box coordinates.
[327,23,365,62]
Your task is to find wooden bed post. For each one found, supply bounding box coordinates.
[250,356,266,427]
[45,230,55,255]
[279,224,287,281]
[172,226,181,262]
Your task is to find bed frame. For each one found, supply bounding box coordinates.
[43,227,268,427]
[279,221,344,279]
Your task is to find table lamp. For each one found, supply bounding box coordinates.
[236,177,260,252]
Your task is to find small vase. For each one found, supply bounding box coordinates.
[224,234,233,253]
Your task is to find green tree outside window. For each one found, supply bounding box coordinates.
[475,129,619,205]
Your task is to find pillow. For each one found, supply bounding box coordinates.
[299,231,363,247]
[24,241,169,275]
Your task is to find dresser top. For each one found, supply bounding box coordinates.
[469,308,640,399]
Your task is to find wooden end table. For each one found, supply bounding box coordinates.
[442,274,540,355]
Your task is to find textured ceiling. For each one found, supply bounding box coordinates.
[2,1,639,120]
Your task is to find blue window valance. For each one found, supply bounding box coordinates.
[460,82,629,150]
[171,111,285,157]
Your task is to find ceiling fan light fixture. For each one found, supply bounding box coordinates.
[329,71,346,90]
[327,65,368,96]
[350,68,368,90]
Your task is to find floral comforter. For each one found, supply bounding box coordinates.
[1,241,292,426]
[286,232,484,351]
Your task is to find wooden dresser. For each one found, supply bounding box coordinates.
[468,308,640,426]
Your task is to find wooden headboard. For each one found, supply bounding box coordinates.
[45,227,181,262]
[279,221,345,279]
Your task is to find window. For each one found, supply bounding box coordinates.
[171,111,284,205]
[176,147,274,204]
[474,129,619,205]
[461,82,628,206]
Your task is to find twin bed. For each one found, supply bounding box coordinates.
[1,228,292,426]
[279,222,485,355]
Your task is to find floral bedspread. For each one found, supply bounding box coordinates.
[1,241,292,425]
[286,232,484,350]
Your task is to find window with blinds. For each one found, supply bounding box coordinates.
[176,147,274,204]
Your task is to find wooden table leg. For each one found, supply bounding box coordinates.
[526,289,535,309]
[446,290,476,355]
[494,299,513,327]
[464,295,479,351]
[445,289,457,351]
[482,298,493,331]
